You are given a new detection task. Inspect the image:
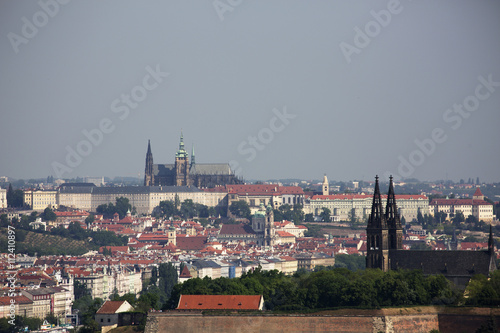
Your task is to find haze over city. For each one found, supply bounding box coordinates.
[1,1,500,182]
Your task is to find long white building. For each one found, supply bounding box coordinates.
[304,193,429,222]
[25,183,227,214]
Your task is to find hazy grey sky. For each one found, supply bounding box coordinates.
[1,0,499,182]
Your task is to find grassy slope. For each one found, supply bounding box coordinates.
[0,227,94,255]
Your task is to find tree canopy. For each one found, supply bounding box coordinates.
[229,200,251,219]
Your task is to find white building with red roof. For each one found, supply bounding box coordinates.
[429,187,494,222]
[95,300,134,330]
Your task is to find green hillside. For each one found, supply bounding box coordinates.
[0,228,94,256]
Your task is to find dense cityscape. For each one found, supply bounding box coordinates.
[0,141,499,332]
[2,1,500,332]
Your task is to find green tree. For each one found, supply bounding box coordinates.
[320,207,331,222]
[195,203,209,218]
[229,200,251,219]
[180,199,196,219]
[334,254,366,271]
[0,214,9,228]
[41,207,57,221]
[156,200,177,219]
[115,197,132,218]
[158,263,178,301]
[74,280,91,300]
[7,184,24,208]
[304,213,314,222]
[452,211,465,225]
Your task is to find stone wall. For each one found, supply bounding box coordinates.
[144,308,499,333]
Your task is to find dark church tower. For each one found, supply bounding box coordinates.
[265,204,275,247]
[366,176,389,271]
[386,176,403,251]
[175,132,189,186]
[144,140,154,186]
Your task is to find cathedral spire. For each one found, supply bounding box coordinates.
[191,144,195,167]
[368,175,387,229]
[179,131,185,151]
[144,140,154,186]
[385,175,401,229]
[176,131,188,158]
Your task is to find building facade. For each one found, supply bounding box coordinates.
[305,193,428,222]
[0,188,6,209]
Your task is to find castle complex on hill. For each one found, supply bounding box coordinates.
[144,133,242,188]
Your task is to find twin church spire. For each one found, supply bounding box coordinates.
[366,175,403,271]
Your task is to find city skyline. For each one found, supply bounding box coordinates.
[1,1,500,182]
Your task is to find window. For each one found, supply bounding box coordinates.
[108,318,111,322]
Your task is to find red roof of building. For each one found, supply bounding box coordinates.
[176,295,263,310]
[96,300,130,314]
[219,224,255,235]
[176,236,207,251]
[473,187,483,197]
[276,231,295,238]
[179,265,192,278]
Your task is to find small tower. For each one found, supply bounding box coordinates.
[144,140,154,186]
[473,187,485,201]
[265,203,275,248]
[252,203,266,245]
[175,132,189,186]
[366,176,389,271]
[322,174,329,196]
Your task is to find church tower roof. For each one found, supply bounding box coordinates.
[191,144,196,167]
[385,175,401,229]
[176,131,188,158]
[368,175,387,229]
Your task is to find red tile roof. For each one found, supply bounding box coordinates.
[96,300,130,314]
[177,295,263,310]
[179,265,192,278]
[176,236,207,251]
[219,224,255,235]
[473,187,483,197]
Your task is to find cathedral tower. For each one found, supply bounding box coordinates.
[144,140,154,186]
[175,132,189,186]
[366,176,389,271]
[386,176,403,250]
